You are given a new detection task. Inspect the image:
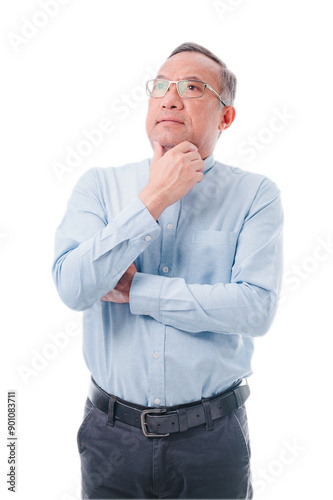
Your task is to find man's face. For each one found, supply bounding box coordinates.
[145,51,232,159]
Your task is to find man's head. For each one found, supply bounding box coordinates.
[145,42,236,159]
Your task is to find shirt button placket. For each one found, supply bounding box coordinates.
[159,207,177,277]
[151,344,164,407]
[152,203,179,406]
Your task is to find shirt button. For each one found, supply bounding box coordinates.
[167,223,173,230]
[145,235,152,242]
[154,398,161,405]
[153,352,160,359]
[163,266,169,274]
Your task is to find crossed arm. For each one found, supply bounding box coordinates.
[53,141,283,336]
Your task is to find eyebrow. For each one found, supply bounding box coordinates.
[156,74,204,81]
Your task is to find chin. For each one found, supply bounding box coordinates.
[151,131,192,150]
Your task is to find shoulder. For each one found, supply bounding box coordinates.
[93,158,150,181]
[213,161,280,198]
[74,158,150,191]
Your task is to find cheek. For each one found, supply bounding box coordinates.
[195,107,220,137]
[191,111,211,138]
[146,101,158,132]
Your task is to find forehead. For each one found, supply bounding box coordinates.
[157,52,221,86]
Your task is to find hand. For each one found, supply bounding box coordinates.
[139,141,205,220]
[100,263,137,304]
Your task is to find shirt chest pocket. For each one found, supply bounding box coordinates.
[186,229,238,285]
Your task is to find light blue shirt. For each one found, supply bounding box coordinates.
[52,154,283,407]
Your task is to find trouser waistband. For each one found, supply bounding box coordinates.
[88,378,250,437]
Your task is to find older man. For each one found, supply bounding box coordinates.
[53,42,283,499]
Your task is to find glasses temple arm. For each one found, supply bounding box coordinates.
[206,84,227,106]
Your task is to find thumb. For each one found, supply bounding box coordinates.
[128,262,137,274]
[152,141,164,162]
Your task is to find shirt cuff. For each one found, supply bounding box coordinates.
[129,272,165,318]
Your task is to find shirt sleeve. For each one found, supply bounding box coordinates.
[129,180,283,337]
[52,168,160,311]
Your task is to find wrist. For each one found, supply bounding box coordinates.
[139,186,168,220]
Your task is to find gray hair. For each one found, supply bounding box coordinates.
[168,42,237,106]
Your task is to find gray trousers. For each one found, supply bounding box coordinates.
[77,397,253,499]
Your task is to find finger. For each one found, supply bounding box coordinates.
[100,292,112,301]
[195,171,204,183]
[127,262,137,275]
[152,141,164,162]
[184,150,202,162]
[190,159,205,172]
[172,141,198,154]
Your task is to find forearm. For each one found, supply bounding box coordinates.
[129,273,279,337]
[130,181,283,335]
[138,186,167,221]
[53,197,160,311]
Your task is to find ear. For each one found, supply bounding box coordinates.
[218,106,236,133]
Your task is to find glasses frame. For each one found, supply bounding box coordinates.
[146,79,227,106]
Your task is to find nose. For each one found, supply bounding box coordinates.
[161,82,184,110]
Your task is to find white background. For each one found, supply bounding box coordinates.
[1,0,332,499]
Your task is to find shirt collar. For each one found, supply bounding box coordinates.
[203,154,215,173]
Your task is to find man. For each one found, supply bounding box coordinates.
[52,42,283,499]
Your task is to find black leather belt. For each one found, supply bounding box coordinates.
[89,378,250,437]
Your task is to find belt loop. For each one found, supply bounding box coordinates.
[107,395,117,427]
[233,387,243,409]
[177,408,188,433]
[233,384,250,409]
[202,399,214,431]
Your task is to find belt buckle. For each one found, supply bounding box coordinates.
[140,408,169,438]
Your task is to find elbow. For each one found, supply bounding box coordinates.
[244,293,278,337]
[54,279,90,312]
[247,315,273,337]
[52,260,91,312]
[58,289,89,311]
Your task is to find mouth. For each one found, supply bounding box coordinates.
[157,116,184,125]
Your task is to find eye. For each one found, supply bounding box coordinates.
[181,81,205,97]
[187,84,200,91]
[148,80,168,97]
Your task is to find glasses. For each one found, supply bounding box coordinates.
[146,79,226,106]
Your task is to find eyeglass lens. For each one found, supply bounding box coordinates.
[148,80,205,98]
